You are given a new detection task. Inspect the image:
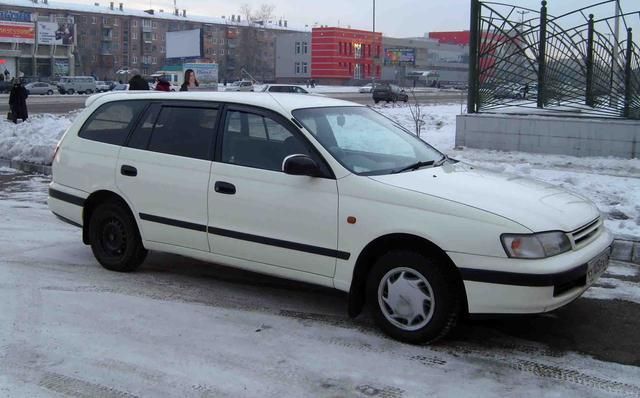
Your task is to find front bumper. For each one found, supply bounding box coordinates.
[449,227,613,314]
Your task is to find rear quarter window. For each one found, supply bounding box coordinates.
[78,101,148,145]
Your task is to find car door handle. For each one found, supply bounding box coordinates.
[214,181,236,195]
[121,165,137,177]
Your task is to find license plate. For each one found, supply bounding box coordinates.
[586,250,610,285]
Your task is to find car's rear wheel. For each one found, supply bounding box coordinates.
[86,89,94,94]
[89,201,147,272]
[47,90,53,95]
[367,250,460,344]
[67,89,75,95]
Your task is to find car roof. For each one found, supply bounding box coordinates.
[265,84,304,87]
[85,92,361,113]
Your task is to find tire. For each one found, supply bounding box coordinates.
[89,201,147,272]
[86,89,93,94]
[47,90,53,95]
[67,89,75,95]
[374,100,379,104]
[366,250,460,344]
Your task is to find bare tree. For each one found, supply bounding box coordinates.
[255,4,275,21]
[238,3,275,23]
[407,90,425,137]
[239,3,252,23]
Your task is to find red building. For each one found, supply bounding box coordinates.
[311,27,382,83]
[429,31,471,46]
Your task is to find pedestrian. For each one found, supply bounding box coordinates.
[306,79,310,88]
[522,83,530,100]
[128,74,149,90]
[180,69,199,91]
[8,79,28,124]
[223,79,227,87]
[155,77,171,92]
[4,69,9,80]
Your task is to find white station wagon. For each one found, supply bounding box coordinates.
[49,92,612,343]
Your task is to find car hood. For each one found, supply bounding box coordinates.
[369,162,599,232]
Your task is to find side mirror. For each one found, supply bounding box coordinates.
[282,154,322,177]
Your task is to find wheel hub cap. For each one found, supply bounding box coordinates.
[378,267,435,331]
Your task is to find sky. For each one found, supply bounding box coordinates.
[59,0,639,38]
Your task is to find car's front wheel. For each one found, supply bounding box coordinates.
[367,250,460,344]
[89,201,147,272]
[47,90,53,95]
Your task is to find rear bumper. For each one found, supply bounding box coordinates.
[449,228,613,314]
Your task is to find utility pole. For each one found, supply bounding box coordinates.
[517,10,529,25]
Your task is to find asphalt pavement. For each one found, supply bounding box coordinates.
[0,90,467,114]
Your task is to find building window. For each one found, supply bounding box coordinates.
[142,19,152,28]
[302,62,308,74]
[92,16,97,24]
[132,20,138,27]
[212,49,216,55]
[114,18,119,26]
[92,55,97,62]
[303,42,308,54]
[295,62,300,74]
[132,32,138,39]
[152,33,157,41]
[212,38,217,44]
[132,56,138,64]
[368,44,371,57]
[220,49,224,55]
[103,17,108,25]
[152,57,157,64]
[152,21,158,29]
[160,46,165,53]
[295,41,300,54]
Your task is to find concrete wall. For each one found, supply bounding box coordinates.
[275,32,311,81]
[456,114,639,159]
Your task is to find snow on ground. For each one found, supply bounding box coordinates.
[1,172,639,397]
[0,113,75,164]
[0,103,638,237]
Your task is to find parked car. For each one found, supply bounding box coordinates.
[359,83,376,93]
[373,84,409,103]
[260,84,310,94]
[48,92,612,344]
[96,81,111,92]
[57,76,98,94]
[24,82,57,95]
[0,80,10,93]
[226,80,254,92]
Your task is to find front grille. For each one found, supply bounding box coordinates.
[569,217,602,249]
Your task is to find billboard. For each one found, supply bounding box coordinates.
[166,29,202,59]
[0,21,35,44]
[37,21,75,45]
[183,63,218,84]
[385,48,416,64]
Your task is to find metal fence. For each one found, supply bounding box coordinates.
[467,0,640,119]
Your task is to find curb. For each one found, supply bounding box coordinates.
[1,157,639,265]
[611,239,640,266]
[0,158,51,176]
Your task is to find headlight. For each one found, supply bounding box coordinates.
[501,232,571,259]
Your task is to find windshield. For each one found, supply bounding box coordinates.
[292,106,443,176]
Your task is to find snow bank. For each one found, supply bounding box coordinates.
[0,113,76,164]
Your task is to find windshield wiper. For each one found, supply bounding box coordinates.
[434,155,448,167]
[392,160,435,174]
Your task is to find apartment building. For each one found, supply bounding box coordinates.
[0,0,300,81]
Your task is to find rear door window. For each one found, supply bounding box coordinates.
[79,101,148,145]
[146,106,219,160]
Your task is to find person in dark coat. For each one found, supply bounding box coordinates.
[180,69,199,91]
[155,78,171,92]
[9,79,28,124]
[128,74,149,90]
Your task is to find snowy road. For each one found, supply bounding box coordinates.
[1,170,640,397]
